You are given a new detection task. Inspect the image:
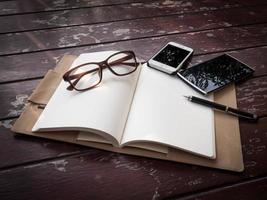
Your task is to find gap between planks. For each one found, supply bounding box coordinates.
[1,3,267,34]
[169,174,267,200]
[0,0,155,17]
[0,44,266,86]
[1,21,267,57]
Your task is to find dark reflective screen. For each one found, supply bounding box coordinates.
[153,44,190,68]
[179,54,254,93]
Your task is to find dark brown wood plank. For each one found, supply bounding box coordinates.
[235,0,267,7]
[1,0,266,16]
[0,60,266,196]
[0,118,267,200]
[0,0,259,33]
[179,117,267,199]
[0,23,267,83]
[0,121,89,169]
[0,84,263,173]
[0,80,36,119]
[0,75,266,120]
[0,0,153,15]
[239,118,267,176]
[0,0,266,199]
[174,176,267,200]
[236,76,267,117]
[0,75,266,170]
[1,6,267,55]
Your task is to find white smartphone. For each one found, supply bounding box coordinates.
[147,42,193,74]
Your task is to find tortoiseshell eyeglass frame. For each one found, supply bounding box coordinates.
[63,51,138,91]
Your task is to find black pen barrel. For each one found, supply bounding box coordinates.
[190,96,258,121]
[191,96,225,110]
[227,107,258,120]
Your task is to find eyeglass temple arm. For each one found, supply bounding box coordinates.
[67,66,99,81]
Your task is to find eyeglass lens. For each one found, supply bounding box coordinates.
[69,64,101,90]
[107,52,137,75]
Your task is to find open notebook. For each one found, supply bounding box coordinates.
[32,51,215,158]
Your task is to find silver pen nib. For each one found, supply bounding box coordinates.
[183,95,192,100]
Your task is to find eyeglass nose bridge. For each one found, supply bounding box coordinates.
[99,61,109,69]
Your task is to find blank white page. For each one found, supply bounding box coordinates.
[122,64,215,158]
[32,51,141,143]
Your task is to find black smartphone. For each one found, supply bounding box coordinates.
[177,54,254,95]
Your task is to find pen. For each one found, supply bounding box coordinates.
[184,95,258,121]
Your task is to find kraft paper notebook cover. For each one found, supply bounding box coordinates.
[12,54,244,172]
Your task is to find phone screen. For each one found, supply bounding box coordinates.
[178,54,254,94]
[153,44,190,68]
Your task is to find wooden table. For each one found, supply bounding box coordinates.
[0,0,267,199]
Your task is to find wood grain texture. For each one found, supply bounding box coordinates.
[1,0,267,199]
[172,176,267,200]
[0,0,153,15]
[1,6,267,55]
[0,23,267,83]
[0,0,261,33]
[0,80,37,119]
[0,76,266,121]
[1,0,266,16]
[0,122,89,169]
[0,118,266,199]
[235,0,267,7]
[236,77,267,117]
[239,118,267,176]
[0,119,266,200]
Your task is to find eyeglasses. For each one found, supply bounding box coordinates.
[63,51,138,91]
